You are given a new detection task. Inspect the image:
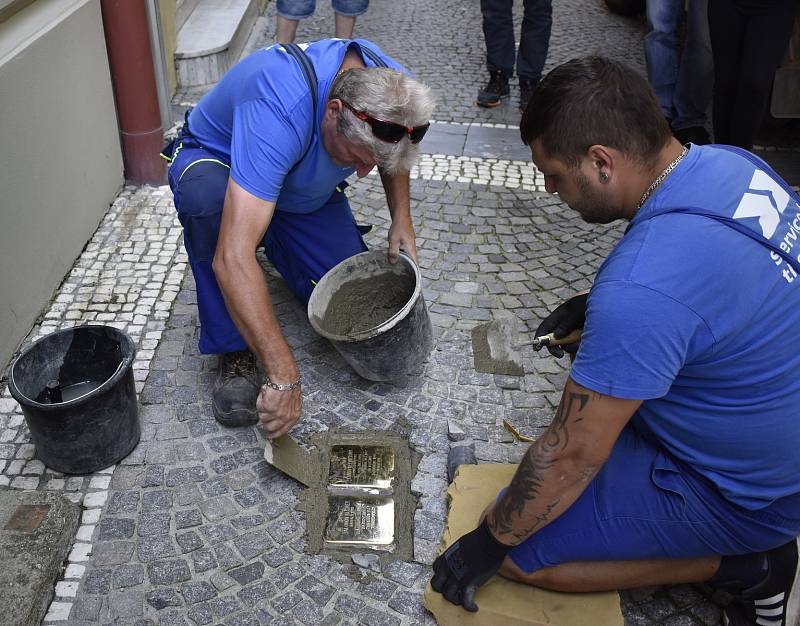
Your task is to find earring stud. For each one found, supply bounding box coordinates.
[599,171,609,183]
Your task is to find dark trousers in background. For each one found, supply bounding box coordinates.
[708,0,797,149]
[480,0,552,82]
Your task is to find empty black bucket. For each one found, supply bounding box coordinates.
[8,325,140,474]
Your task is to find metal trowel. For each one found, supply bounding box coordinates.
[264,435,318,487]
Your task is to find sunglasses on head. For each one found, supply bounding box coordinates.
[340,100,429,144]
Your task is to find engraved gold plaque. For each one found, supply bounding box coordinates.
[324,495,395,545]
[328,445,395,490]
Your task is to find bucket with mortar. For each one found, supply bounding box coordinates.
[8,325,140,474]
[308,251,433,382]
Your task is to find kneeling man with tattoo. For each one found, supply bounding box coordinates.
[431,57,800,626]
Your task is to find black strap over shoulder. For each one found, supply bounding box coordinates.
[359,44,388,68]
[281,43,319,126]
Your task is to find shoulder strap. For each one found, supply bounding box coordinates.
[280,43,319,170]
[634,205,800,275]
[360,44,388,68]
[281,43,319,130]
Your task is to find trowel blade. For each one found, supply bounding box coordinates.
[263,435,316,487]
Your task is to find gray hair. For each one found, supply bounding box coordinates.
[329,67,436,174]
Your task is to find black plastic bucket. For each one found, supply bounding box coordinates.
[308,251,433,382]
[8,325,140,474]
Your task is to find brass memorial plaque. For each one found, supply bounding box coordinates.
[324,495,395,545]
[328,445,395,490]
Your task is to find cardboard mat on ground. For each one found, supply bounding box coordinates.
[424,464,623,626]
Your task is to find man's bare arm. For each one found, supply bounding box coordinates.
[487,377,642,545]
[378,168,417,263]
[213,178,297,381]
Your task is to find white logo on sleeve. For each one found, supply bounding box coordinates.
[733,169,791,238]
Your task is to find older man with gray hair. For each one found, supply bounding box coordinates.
[161,39,435,436]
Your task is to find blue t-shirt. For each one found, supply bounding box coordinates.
[187,39,407,213]
[571,145,800,509]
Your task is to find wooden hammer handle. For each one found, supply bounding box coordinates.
[533,328,583,348]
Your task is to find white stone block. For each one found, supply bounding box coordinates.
[76,525,95,542]
[82,509,101,525]
[44,601,72,621]
[64,564,85,579]
[11,476,39,489]
[22,460,45,475]
[89,475,111,489]
[83,491,107,508]
[55,581,79,597]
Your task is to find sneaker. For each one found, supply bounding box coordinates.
[674,125,711,146]
[477,71,510,108]
[212,350,262,427]
[723,538,800,626]
[519,77,537,112]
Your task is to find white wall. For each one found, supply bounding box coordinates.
[0,0,124,368]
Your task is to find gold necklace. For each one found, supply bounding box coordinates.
[636,145,689,210]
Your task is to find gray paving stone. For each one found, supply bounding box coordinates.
[181,581,218,604]
[109,589,144,619]
[177,530,204,553]
[83,568,113,594]
[187,602,213,625]
[93,541,136,566]
[97,517,136,541]
[236,580,275,607]
[192,547,219,573]
[209,595,241,617]
[229,561,265,586]
[73,596,104,620]
[138,535,176,562]
[112,563,145,589]
[175,509,203,529]
[139,512,171,537]
[147,559,191,585]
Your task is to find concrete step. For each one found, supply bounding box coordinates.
[175,0,266,88]
[176,0,201,31]
[0,491,80,626]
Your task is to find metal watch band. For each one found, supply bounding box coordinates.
[263,376,302,392]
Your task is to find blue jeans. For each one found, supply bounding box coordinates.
[480,0,552,82]
[644,0,713,130]
[166,136,367,355]
[276,0,368,19]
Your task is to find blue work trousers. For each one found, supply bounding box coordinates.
[480,0,552,82]
[166,136,367,355]
[644,0,713,130]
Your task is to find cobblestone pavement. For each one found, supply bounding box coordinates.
[0,0,741,624]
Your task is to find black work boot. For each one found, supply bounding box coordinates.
[477,71,510,108]
[212,350,262,427]
[519,77,537,113]
[722,538,800,626]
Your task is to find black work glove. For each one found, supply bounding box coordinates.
[535,292,588,358]
[430,518,513,612]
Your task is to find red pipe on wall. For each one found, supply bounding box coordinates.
[100,0,165,185]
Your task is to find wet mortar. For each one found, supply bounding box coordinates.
[296,429,420,565]
[321,272,416,337]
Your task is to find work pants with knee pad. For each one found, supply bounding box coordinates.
[165,135,368,355]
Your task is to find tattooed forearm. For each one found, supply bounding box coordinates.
[544,391,589,451]
[489,389,597,542]
[491,447,556,536]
